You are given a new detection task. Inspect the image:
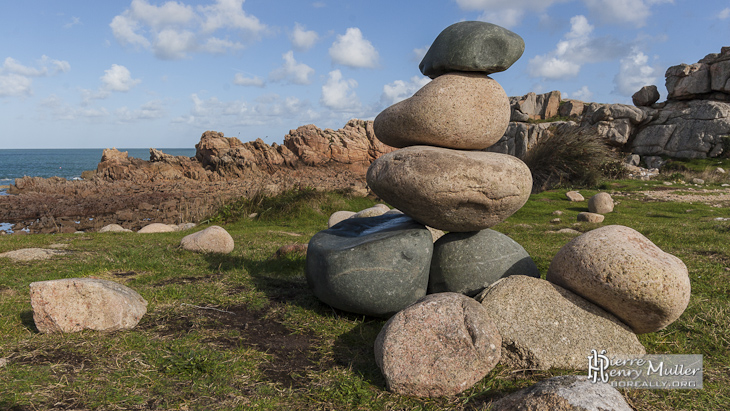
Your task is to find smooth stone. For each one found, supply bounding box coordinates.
[306,214,433,317]
[419,21,525,79]
[30,278,148,333]
[587,192,614,214]
[491,375,632,411]
[374,293,501,397]
[0,248,71,262]
[577,212,604,223]
[476,275,645,370]
[137,223,176,233]
[328,210,356,228]
[547,225,691,334]
[373,73,509,150]
[565,191,584,202]
[99,224,133,233]
[180,225,234,254]
[367,146,532,232]
[352,205,389,218]
[429,229,539,297]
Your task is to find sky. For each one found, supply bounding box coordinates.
[1,0,729,149]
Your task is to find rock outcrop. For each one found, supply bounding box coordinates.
[489,46,730,160]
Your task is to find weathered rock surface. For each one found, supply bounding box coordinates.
[491,375,632,411]
[374,292,501,397]
[99,224,133,233]
[306,214,433,317]
[666,47,730,100]
[30,278,148,333]
[419,21,524,79]
[577,212,604,223]
[180,225,234,254]
[328,210,356,228]
[138,223,176,233]
[367,146,532,232]
[633,85,661,107]
[565,191,584,202]
[476,275,645,370]
[429,230,539,296]
[373,73,510,150]
[547,225,691,334]
[0,248,71,261]
[587,192,614,214]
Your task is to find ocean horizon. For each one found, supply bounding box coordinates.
[0,148,197,195]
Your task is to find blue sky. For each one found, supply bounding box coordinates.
[1,0,729,149]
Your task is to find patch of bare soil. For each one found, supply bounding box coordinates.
[638,186,730,205]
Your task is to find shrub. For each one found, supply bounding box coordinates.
[523,128,620,193]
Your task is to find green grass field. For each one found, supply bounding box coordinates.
[1,180,729,410]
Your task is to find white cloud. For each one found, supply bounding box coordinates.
[719,7,730,19]
[63,16,82,29]
[290,23,319,51]
[321,70,361,111]
[40,94,111,121]
[110,0,265,59]
[566,85,594,101]
[0,56,70,98]
[269,51,315,85]
[528,15,629,79]
[613,48,660,96]
[233,73,265,87]
[454,0,570,27]
[116,100,166,122]
[0,73,33,97]
[329,28,379,68]
[583,0,673,27]
[101,64,141,92]
[381,76,431,106]
[412,46,428,61]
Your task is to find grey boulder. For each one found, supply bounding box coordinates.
[491,375,632,411]
[419,21,525,79]
[306,214,433,317]
[429,229,539,296]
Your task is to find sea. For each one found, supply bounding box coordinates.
[0,148,196,232]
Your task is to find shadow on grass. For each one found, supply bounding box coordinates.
[19,310,38,333]
[201,252,389,388]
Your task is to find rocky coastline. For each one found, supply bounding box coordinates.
[2,47,729,234]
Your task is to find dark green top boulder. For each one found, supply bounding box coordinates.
[419,21,525,79]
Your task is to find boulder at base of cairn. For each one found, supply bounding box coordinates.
[491,375,632,411]
[429,229,539,296]
[367,146,532,232]
[30,278,148,333]
[547,225,691,334]
[328,211,356,228]
[180,225,234,254]
[306,214,433,317]
[476,275,645,370]
[375,293,501,397]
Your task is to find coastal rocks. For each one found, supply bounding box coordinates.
[30,278,148,333]
[565,191,584,202]
[476,275,645,370]
[99,224,133,233]
[306,214,433,317]
[138,223,176,233]
[373,73,510,149]
[366,146,532,232]
[491,375,633,411]
[587,192,614,213]
[633,85,660,107]
[0,248,72,262]
[180,226,234,254]
[547,225,691,334]
[374,293,501,397]
[577,212,604,223]
[419,21,525,79]
[428,230,539,296]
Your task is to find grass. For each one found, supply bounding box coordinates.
[1,184,729,410]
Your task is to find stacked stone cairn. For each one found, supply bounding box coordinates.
[306,21,691,399]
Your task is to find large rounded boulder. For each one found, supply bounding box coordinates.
[546,225,691,334]
[306,214,433,317]
[366,146,532,232]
